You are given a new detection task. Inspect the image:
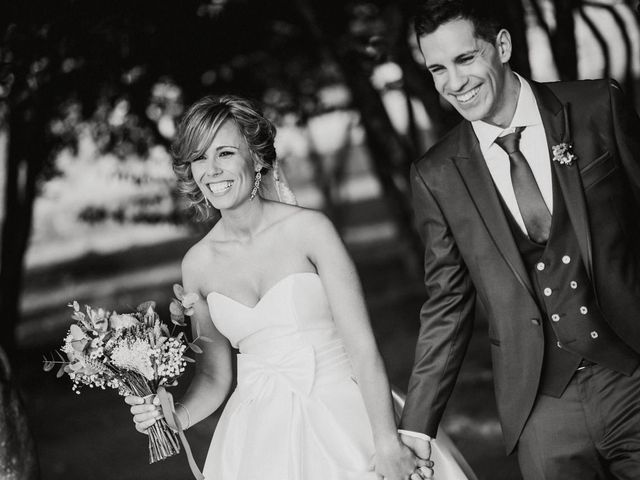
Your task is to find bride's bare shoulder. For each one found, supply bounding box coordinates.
[181,235,217,277]
[273,206,336,241]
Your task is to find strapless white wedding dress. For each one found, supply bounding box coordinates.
[203,272,474,480]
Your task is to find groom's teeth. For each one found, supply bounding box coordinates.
[209,181,233,194]
[456,87,480,103]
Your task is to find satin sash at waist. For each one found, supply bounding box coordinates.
[236,339,353,402]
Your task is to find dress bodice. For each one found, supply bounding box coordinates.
[207,272,343,354]
[202,271,472,480]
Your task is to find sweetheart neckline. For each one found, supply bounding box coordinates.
[206,271,320,310]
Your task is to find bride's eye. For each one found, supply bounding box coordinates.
[192,154,206,162]
[218,150,234,158]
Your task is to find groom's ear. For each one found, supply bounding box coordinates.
[495,28,513,64]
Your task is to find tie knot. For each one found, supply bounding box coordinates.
[495,126,525,155]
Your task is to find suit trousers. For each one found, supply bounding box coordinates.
[517,363,640,480]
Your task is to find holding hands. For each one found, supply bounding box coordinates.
[374,434,433,480]
[401,433,434,479]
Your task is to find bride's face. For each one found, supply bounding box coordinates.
[191,119,259,211]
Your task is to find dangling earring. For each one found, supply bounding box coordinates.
[250,171,262,201]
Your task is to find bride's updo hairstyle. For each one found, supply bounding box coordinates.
[172,95,277,220]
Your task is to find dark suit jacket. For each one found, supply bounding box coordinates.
[400,78,640,453]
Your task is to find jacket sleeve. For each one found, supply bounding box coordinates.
[399,162,476,437]
[609,79,640,208]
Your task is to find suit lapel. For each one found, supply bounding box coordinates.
[452,122,535,298]
[530,82,594,281]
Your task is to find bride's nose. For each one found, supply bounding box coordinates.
[206,160,223,176]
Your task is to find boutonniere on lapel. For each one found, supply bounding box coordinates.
[552,143,576,166]
[552,103,578,167]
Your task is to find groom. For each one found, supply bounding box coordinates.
[399,0,640,478]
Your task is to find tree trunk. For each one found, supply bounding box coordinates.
[387,2,459,140]
[0,113,47,357]
[0,346,39,480]
[552,0,578,80]
[503,0,532,78]
[292,0,424,269]
[0,128,8,258]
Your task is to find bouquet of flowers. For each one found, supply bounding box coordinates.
[43,285,202,464]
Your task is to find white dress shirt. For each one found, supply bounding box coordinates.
[471,74,553,235]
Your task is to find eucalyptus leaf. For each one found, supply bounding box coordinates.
[189,343,203,354]
[56,364,66,378]
[69,324,85,340]
[43,361,55,372]
[171,316,186,327]
[183,356,195,363]
[198,336,213,343]
[169,301,183,316]
[173,284,185,300]
[183,292,199,305]
[71,339,87,352]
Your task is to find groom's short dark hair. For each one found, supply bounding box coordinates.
[413,0,505,44]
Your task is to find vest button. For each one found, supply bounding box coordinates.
[580,306,588,315]
[562,255,571,264]
[531,318,540,326]
[536,262,545,271]
[590,331,599,339]
[551,314,560,322]
[557,341,562,348]
[543,287,552,296]
[570,281,577,289]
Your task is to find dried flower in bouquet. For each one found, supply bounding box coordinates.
[43,289,209,467]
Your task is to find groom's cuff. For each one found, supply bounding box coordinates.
[398,429,432,442]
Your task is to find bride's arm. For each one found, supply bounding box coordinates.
[127,248,233,433]
[173,249,234,429]
[300,211,426,480]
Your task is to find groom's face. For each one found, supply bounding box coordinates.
[419,18,514,126]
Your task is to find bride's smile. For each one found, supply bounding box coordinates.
[191,119,259,210]
[207,180,234,196]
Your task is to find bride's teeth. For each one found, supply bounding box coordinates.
[209,181,233,194]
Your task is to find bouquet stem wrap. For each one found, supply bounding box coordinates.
[126,375,180,463]
[157,386,204,480]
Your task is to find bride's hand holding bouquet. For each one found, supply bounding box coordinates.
[43,285,204,468]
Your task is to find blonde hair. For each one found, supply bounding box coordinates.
[172,95,277,220]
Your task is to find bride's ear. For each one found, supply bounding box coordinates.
[251,153,265,173]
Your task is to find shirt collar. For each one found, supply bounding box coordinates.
[471,73,543,151]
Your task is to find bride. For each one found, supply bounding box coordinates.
[125,95,472,480]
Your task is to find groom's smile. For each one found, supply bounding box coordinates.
[418,17,519,127]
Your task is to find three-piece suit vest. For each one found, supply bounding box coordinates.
[499,166,638,396]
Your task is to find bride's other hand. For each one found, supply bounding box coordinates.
[374,436,429,480]
[124,395,163,435]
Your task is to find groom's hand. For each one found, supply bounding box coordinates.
[400,433,433,479]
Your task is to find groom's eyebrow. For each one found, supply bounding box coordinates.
[454,48,478,62]
[426,49,478,70]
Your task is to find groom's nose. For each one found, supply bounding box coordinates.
[446,66,468,92]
